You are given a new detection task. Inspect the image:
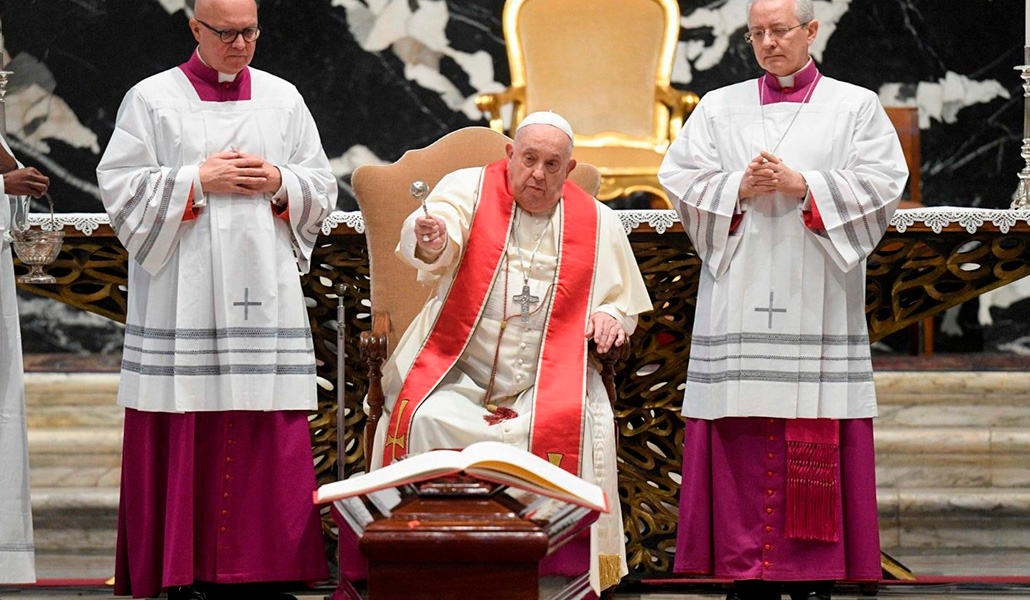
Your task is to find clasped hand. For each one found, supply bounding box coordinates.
[738,151,807,199]
[199,150,282,196]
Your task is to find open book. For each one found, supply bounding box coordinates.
[315,440,608,514]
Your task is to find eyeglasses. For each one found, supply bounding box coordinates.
[196,19,261,44]
[744,23,807,44]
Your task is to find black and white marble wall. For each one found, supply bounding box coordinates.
[4,0,1029,353]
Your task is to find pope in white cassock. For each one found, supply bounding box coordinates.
[369,112,651,593]
[658,1,908,599]
[0,138,49,585]
[96,0,335,598]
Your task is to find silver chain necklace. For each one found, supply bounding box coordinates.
[509,205,555,322]
[759,72,819,155]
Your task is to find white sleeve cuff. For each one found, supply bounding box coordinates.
[192,168,207,208]
[271,168,287,206]
[594,305,637,336]
[410,239,456,270]
[418,240,445,258]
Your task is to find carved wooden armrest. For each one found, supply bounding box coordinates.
[360,313,390,472]
[591,341,630,448]
[474,86,525,134]
[656,84,700,139]
[590,341,631,411]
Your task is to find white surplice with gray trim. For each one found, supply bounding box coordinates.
[97,67,336,413]
[659,75,908,420]
[0,132,35,583]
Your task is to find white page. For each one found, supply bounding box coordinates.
[315,448,463,502]
[460,441,607,512]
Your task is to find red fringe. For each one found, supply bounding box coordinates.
[785,440,840,543]
[483,407,518,426]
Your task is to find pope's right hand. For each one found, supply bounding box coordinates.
[415,215,447,253]
[199,151,269,196]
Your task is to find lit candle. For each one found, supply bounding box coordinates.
[1026,0,1029,47]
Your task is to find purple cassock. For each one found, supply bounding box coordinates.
[676,417,880,581]
[113,53,328,599]
[116,410,329,597]
[674,62,882,582]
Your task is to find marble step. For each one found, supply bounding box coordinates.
[27,427,123,488]
[25,486,1030,556]
[874,427,1030,489]
[19,370,1030,555]
[874,372,1030,403]
[24,373,123,429]
[22,372,1030,425]
[879,488,1030,550]
[27,428,122,466]
[26,428,1028,489]
[875,372,1030,428]
[31,487,118,555]
[23,372,1030,427]
[29,465,121,489]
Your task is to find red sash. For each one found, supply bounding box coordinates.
[785,419,841,542]
[382,160,599,475]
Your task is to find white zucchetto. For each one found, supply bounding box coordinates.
[515,111,574,141]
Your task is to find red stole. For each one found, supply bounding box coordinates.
[382,160,599,476]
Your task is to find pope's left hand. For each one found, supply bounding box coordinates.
[585,312,627,354]
[234,152,283,195]
[758,151,808,199]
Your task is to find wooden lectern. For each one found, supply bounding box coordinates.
[358,477,587,600]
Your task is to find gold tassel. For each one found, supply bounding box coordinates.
[598,554,623,589]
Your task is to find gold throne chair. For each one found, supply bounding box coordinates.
[352,127,626,470]
[475,0,698,209]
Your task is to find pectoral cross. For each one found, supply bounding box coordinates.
[512,284,539,323]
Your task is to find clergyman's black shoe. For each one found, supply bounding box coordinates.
[167,585,207,600]
[731,579,782,600]
[202,582,299,599]
[786,580,834,600]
